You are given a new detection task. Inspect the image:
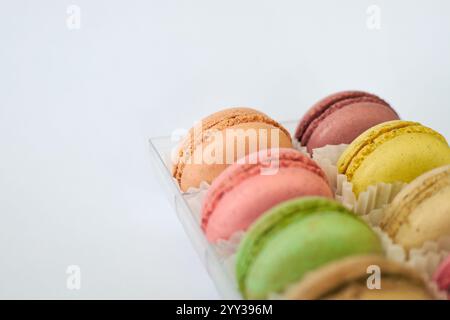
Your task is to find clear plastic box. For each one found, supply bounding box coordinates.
[148,121,298,299]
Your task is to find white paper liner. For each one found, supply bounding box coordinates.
[215,231,245,259]
[179,177,240,283]
[305,143,408,215]
[312,144,348,191]
[363,207,450,267]
[183,181,210,224]
[291,139,310,157]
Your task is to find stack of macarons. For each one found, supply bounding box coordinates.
[171,90,450,299]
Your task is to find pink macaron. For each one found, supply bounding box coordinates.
[201,148,334,242]
[295,91,400,153]
[433,255,450,299]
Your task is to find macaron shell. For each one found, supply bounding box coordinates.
[305,102,399,152]
[295,91,391,141]
[338,120,419,175]
[236,197,382,299]
[391,184,450,250]
[179,121,292,191]
[349,131,450,195]
[381,165,450,250]
[204,167,333,242]
[173,108,261,179]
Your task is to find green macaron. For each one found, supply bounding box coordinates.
[235,197,383,299]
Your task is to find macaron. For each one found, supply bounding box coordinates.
[380,165,450,250]
[172,107,292,191]
[295,91,399,153]
[201,148,333,242]
[283,255,434,300]
[337,120,450,195]
[433,254,450,299]
[235,197,382,299]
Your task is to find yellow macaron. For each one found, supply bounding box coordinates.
[337,120,450,195]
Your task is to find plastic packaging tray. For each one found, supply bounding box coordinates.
[148,120,298,299]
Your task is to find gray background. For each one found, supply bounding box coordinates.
[0,0,449,299]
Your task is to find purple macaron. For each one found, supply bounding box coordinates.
[295,91,400,153]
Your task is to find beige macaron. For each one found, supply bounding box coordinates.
[172,107,292,191]
[283,255,434,300]
[380,165,450,251]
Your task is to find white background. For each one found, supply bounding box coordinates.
[0,0,449,299]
